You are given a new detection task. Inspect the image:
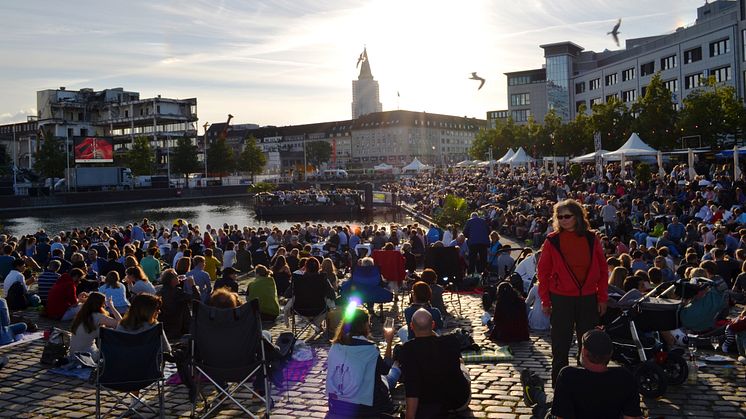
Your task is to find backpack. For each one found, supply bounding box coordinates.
[482,284,497,311]
[446,328,480,352]
[6,281,28,311]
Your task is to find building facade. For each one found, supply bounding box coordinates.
[506,0,746,124]
[486,110,509,129]
[0,118,39,170]
[36,87,198,170]
[351,48,383,119]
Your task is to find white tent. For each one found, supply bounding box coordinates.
[497,148,515,164]
[478,160,496,167]
[506,147,534,166]
[604,133,658,159]
[455,160,471,167]
[402,157,431,172]
[373,163,393,171]
[570,150,610,163]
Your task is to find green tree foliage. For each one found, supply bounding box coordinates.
[34,131,66,180]
[238,136,267,182]
[207,137,235,178]
[125,136,155,176]
[171,136,200,184]
[591,98,633,151]
[568,163,582,183]
[635,162,651,186]
[248,182,276,193]
[433,195,469,229]
[679,76,746,147]
[0,144,11,177]
[630,73,678,150]
[305,141,332,169]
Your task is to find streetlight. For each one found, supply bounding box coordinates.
[64,122,71,192]
[11,124,17,195]
[203,122,210,178]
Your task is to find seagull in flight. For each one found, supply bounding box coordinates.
[356,52,366,68]
[469,72,486,90]
[608,18,621,47]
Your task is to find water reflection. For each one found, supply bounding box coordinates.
[0,197,409,236]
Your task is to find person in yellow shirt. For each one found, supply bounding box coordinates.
[203,248,221,281]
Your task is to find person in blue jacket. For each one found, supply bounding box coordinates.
[0,297,27,346]
[463,212,490,276]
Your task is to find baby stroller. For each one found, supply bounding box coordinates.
[604,282,691,398]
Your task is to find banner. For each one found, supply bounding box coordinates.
[74,136,114,163]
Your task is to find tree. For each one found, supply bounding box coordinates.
[591,98,633,151]
[305,141,332,169]
[206,137,235,179]
[125,136,155,176]
[679,76,745,147]
[0,144,11,177]
[34,131,66,180]
[434,195,469,229]
[556,104,593,155]
[238,136,267,182]
[630,73,678,150]
[171,136,200,185]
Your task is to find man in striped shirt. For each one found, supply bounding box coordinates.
[36,260,61,305]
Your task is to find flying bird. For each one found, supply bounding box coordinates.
[356,52,366,68]
[469,72,486,90]
[608,18,621,47]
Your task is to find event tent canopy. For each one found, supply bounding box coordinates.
[506,147,534,165]
[570,150,610,163]
[373,163,393,171]
[402,157,431,172]
[497,148,515,164]
[603,133,658,159]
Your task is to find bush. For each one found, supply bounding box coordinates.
[636,163,651,186]
[248,182,276,193]
[434,195,469,229]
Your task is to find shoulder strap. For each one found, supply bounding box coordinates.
[548,233,589,295]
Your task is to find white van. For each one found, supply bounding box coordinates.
[322,169,349,179]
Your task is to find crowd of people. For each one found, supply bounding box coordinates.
[1,156,745,418]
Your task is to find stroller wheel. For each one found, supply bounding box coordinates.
[662,352,689,385]
[634,361,668,398]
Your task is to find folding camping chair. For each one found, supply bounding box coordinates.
[189,300,272,418]
[424,246,464,317]
[340,265,394,318]
[372,249,407,313]
[95,324,165,419]
[289,276,329,339]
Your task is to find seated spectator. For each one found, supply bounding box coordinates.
[69,292,121,361]
[245,265,280,321]
[271,255,292,297]
[208,287,241,308]
[419,268,447,316]
[235,240,254,274]
[526,281,550,331]
[140,247,161,283]
[126,266,156,296]
[489,282,529,342]
[158,269,200,341]
[214,267,239,293]
[401,243,417,274]
[98,271,130,314]
[402,281,443,342]
[36,260,61,305]
[100,249,126,280]
[326,305,398,417]
[289,257,336,308]
[399,308,471,418]
[0,297,27,345]
[187,256,212,303]
[320,258,339,291]
[3,258,40,310]
[202,248,221,281]
[550,330,642,419]
[46,268,86,321]
[116,293,171,354]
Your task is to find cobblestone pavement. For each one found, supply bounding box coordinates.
[1,291,745,419]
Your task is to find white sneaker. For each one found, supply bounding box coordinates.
[738,356,746,365]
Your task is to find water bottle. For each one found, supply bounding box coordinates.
[687,354,698,383]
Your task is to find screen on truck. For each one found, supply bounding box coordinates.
[74,136,114,163]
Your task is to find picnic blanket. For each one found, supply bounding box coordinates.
[461,346,513,363]
[0,331,45,349]
[49,366,93,381]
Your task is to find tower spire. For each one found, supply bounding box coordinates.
[358,47,373,79]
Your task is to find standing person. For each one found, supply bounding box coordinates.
[537,199,609,385]
[463,212,490,277]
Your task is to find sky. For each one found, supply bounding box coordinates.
[0,0,706,129]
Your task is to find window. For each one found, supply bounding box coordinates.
[684,47,702,64]
[641,86,648,97]
[661,55,677,70]
[663,79,679,92]
[510,93,531,106]
[640,62,655,77]
[511,109,531,122]
[605,73,618,86]
[622,68,635,81]
[743,30,746,61]
[712,66,732,82]
[124,110,129,118]
[156,105,161,114]
[589,78,601,90]
[590,97,603,107]
[605,93,619,102]
[575,82,586,94]
[710,38,730,57]
[508,75,531,85]
[622,89,637,103]
[685,73,704,89]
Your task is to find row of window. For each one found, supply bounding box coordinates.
[577,66,731,97]
[511,109,532,122]
[510,93,530,106]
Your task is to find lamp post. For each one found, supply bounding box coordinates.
[12,124,17,195]
[203,122,209,178]
[65,123,70,192]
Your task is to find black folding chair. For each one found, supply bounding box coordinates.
[290,275,329,338]
[95,324,165,419]
[424,246,464,317]
[190,300,271,418]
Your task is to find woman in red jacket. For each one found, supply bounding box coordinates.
[537,199,608,385]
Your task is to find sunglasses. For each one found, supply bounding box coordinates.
[557,214,575,220]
